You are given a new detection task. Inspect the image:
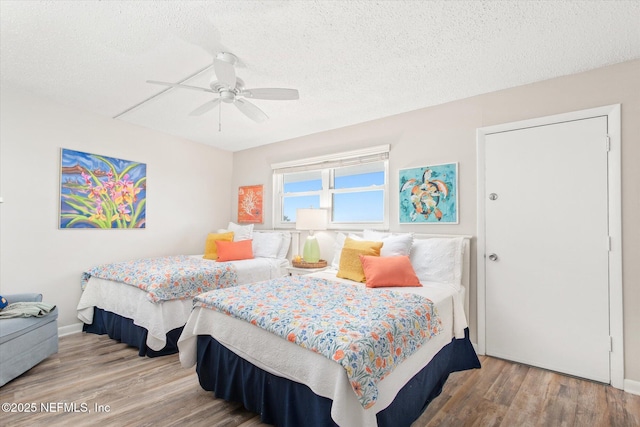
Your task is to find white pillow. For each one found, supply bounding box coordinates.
[277,231,292,259]
[330,233,347,269]
[379,233,414,257]
[330,232,363,269]
[362,230,413,257]
[226,222,253,241]
[252,232,283,258]
[409,237,463,289]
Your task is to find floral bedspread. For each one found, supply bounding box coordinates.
[194,275,442,408]
[81,255,238,303]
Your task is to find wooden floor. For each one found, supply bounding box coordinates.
[1,333,639,427]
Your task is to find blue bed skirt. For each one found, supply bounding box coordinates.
[82,307,182,357]
[196,328,480,427]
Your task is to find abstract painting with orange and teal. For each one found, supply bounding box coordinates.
[399,163,458,224]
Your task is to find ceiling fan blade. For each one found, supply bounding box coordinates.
[240,88,299,100]
[189,98,222,116]
[214,55,237,89]
[234,98,268,123]
[147,80,215,93]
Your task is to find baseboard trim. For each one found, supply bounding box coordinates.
[59,323,83,337]
[624,378,640,396]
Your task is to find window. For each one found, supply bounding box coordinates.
[282,171,322,222]
[332,163,385,222]
[272,145,389,229]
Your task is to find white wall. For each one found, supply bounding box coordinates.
[231,60,640,383]
[0,85,233,328]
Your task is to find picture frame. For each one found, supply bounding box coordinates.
[59,148,147,229]
[399,162,458,224]
[238,184,264,224]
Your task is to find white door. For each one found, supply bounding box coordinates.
[484,117,610,383]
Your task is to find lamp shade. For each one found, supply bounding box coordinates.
[295,208,327,231]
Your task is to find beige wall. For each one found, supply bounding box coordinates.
[232,59,640,383]
[0,85,233,328]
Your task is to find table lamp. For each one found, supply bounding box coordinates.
[296,208,327,263]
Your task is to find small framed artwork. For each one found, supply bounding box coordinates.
[59,148,147,229]
[238,185,263,224]
[399,162,458,224]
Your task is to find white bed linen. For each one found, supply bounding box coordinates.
[77,257,289,350]
[178,269,468,427]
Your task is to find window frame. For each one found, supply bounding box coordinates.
[272,145,390,230]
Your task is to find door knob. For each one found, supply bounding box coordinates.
[488,253,498,261]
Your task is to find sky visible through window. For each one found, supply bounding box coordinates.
[283,171,384,222]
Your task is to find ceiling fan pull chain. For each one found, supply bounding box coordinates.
[218,102,222,132]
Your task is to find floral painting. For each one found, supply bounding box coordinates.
[238,185,263,224]
[59,149,146,229]
[399,163,458,224]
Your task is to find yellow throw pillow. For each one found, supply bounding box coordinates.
[337,237,383,282]
[203,232,235,260]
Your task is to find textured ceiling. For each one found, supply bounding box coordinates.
[1,1,639,152]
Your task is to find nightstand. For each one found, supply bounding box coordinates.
[286,266,328,276]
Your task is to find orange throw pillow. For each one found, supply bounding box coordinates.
[203,232,235,260]
[216,239,254,262]
[359,255,422,288]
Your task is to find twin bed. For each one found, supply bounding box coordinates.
[179,233,480,426]
[77,229,291,356]
[77,231,480,426]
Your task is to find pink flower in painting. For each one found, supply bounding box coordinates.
[88,186,105,199]
[116,203,131,222]
[89,203,106,222]
[104,173,116,190]
[117,174,131,186]
[81,171,92,185]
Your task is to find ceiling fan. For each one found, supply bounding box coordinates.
[147,52,299,125]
